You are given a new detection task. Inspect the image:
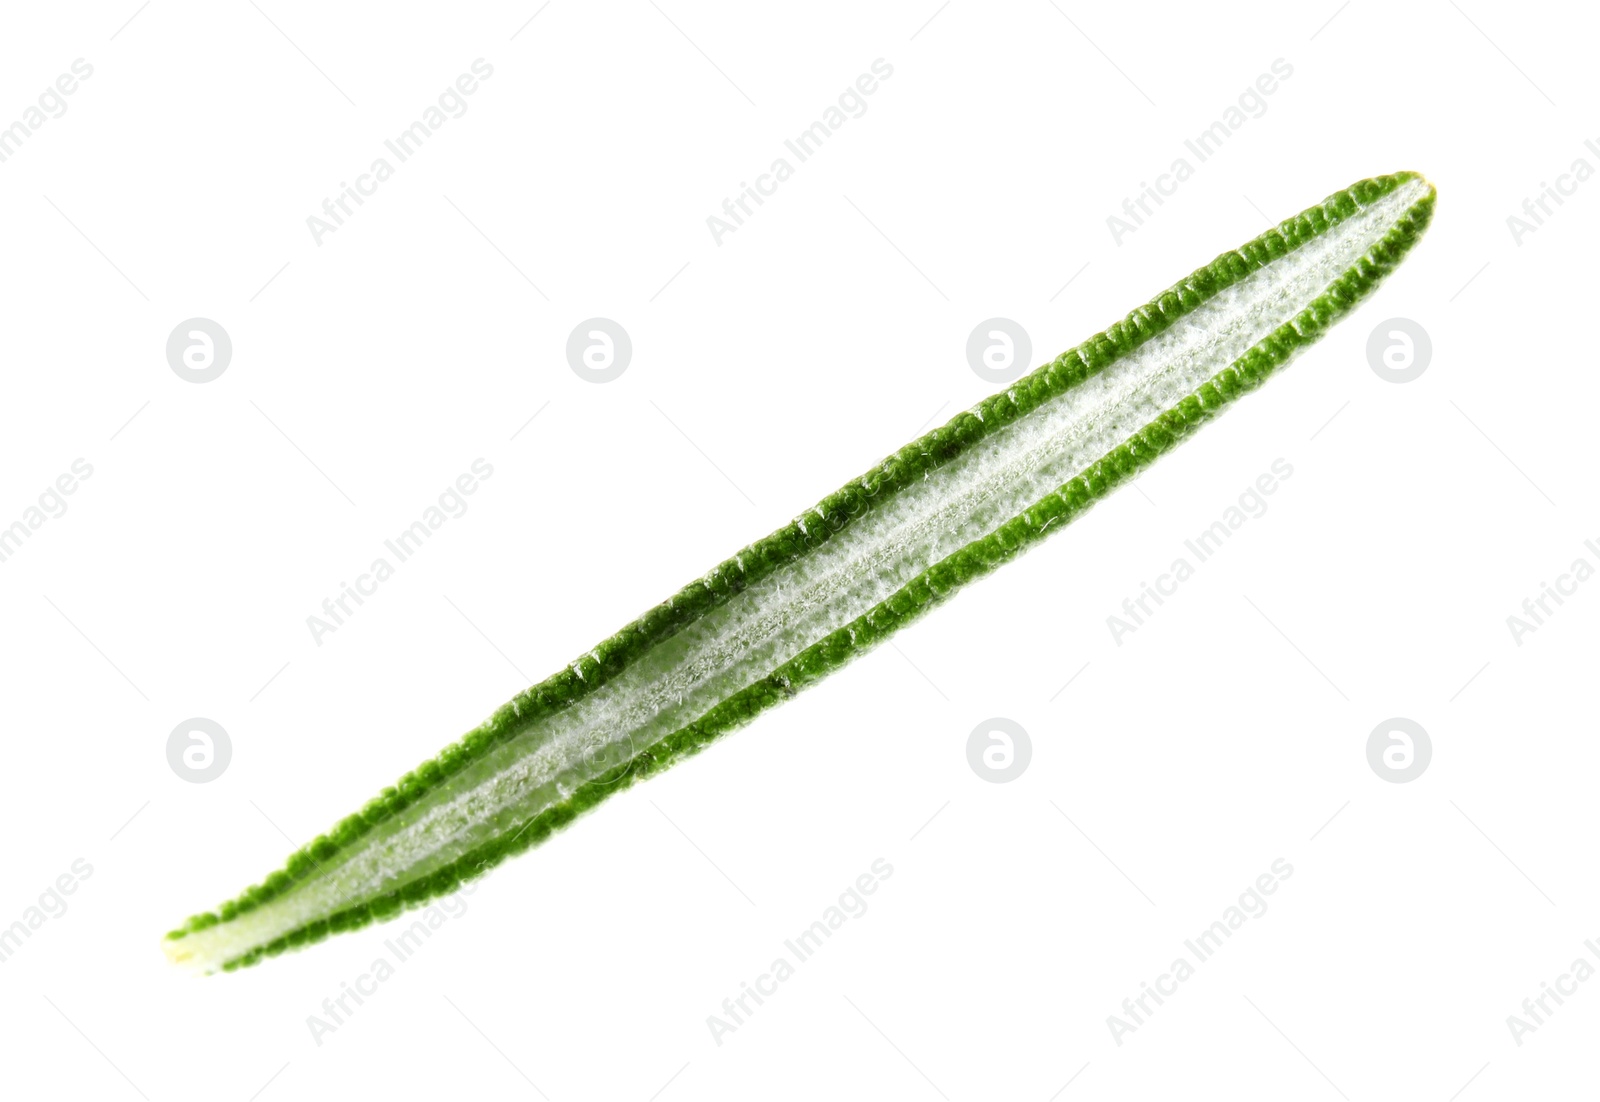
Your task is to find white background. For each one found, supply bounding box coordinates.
[0,1,1596,1098]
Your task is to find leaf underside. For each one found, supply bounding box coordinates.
[166,172,1436,972]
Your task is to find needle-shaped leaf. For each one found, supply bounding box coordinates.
[167,171,1435,972]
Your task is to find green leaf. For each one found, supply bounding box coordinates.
[167,171,1435,973]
